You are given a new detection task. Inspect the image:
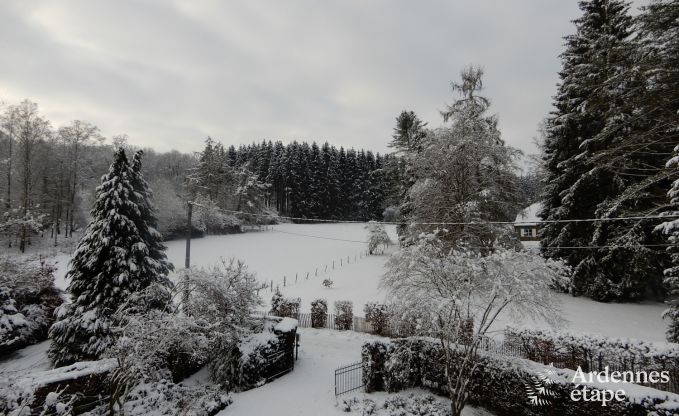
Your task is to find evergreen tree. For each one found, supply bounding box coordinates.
[129,150,174,300]
[656,145,679,342]
[48,148,173,366]
[540,0,651,300]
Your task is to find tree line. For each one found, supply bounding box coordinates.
[189,138,402,224]
[0,100,402,250]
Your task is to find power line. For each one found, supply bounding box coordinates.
[270,228,367,243]
[216,208,679,226]
[269,227,674,251]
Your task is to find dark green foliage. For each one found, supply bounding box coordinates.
[220,139,394,221]
[540,0,674,301]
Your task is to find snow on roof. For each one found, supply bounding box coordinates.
[515,202,542,226]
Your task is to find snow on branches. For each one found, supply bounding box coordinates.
[366,221,391,255]
[381,232,568,415]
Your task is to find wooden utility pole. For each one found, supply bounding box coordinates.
[183,201,193,309]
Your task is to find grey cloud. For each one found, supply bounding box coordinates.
[0,0,647,156]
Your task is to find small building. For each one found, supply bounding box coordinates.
[514,202,541,242]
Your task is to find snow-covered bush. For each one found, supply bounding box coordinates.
[322,278,334,288]
[335,300,353,330]
[183,258,262,325]
[0,357,117,415]
[366,221,391,255]
[339,392,451,416]
[87,379,231,416]
[107,308,213,386]
[269,289,300,318]
[364,302,389,335]
[311,298,327,328]
[363,338,679,416]
[176,258,265,389]
[0,257,62,356]
[0,208,46,250]
[382,233,569,415]
[386,299,434,338]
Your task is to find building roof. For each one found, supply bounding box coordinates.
[514,202,542,226]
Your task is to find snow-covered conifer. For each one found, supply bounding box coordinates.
[655,145,679,342]
[48,148,174,366]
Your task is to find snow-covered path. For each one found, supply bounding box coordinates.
[0,341,51,375]
[218,328,492,416]
[220,327,372,415]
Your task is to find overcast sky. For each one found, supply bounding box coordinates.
[0,0,646,157]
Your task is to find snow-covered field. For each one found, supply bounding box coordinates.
[165,223,397,314]
[164,223,668,342]
[44,223,668,341]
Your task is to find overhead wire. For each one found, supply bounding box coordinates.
[215,208,679,226]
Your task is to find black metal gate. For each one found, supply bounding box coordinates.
[334,361,364,396]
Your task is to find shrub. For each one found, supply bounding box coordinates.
[364,302,389,335]
[339,394,449,416]
[311,298,327,328]
[322,278,333,288]
[270,290,300,318]
[94,379,231,416]
[0,257,62,356]
[335,300,353,330]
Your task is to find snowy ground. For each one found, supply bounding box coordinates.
[44,223,669,341]
[165,223,398,314]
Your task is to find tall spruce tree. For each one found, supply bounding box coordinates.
[656,145,679,342]
[48,148,173,366]
[389,111,427,243]
[540,0,649,300]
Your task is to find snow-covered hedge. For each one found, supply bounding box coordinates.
[211,316,298,391]
[311,298,328,328]
[0,358,117,415]
[104,379,232,416]
[364,302,389,336]
[335,300,354,331]
[270,290,300,318]
[362,338,679,416]
[0,257,62,356]
[505,327,679,385]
